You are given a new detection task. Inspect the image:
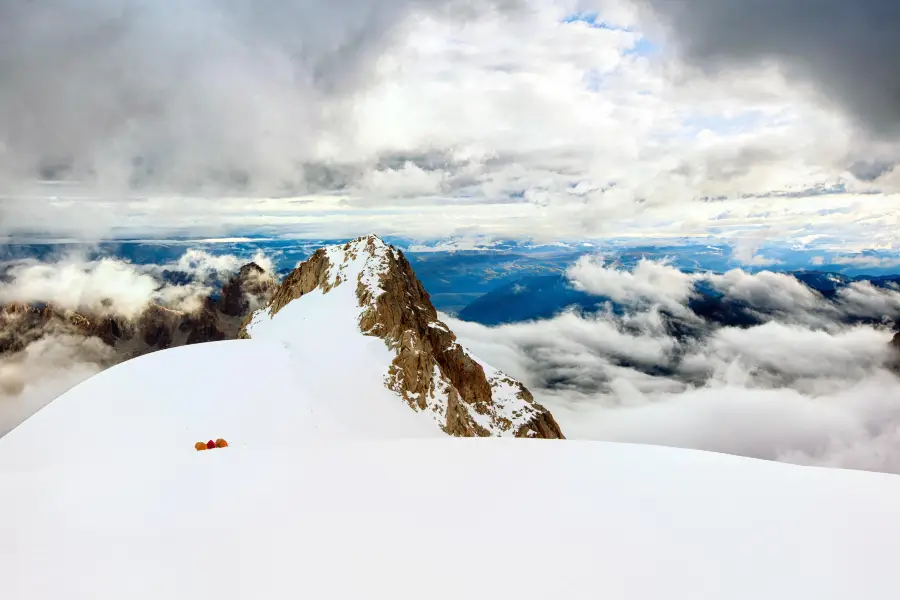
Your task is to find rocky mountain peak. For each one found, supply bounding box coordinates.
[220,261,275,317]
[243,235,564,439]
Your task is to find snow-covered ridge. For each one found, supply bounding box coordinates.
[244,235,564,438]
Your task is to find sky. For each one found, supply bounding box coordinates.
[0,0,898,248]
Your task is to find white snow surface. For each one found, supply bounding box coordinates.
[2,340,900,598]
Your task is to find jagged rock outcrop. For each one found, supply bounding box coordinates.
[242,235,564,439]
[220,262,275,317]
[0,303,48,354]
[1,262,275,363]
[888,331,900,372]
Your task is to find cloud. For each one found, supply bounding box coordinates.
[165,249,274,284]
[0,334,115,436]
[682,323,890,385]
[830,255,900,269]
[563,253,900,327]
[0,0,514,194]
[0,247,276,318]
[567,255,698,314]
[636,0,900,139]
[835,282,900,320]
[730,238,781,266]
[554,373,900,473]
[447,259,900,474]
[705,269,838,326]
[0,246,280,435]
[352,161,447,198]
[453,310,900,472]
[0,255,211,318]
[2,0,898,246]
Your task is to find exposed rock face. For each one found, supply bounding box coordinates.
[0,304,49,355]
[220,262,275,317]
[242,235,564,439]
[888,331,900,372]
[1,263,275,363]
[238,250,332,338]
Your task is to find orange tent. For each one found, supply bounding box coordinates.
[195,438,229,450]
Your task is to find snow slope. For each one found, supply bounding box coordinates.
[2,340,900,598]
[0,338,439,473]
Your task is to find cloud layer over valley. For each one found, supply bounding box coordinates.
[447,255,900,473]
[0,247,274,434]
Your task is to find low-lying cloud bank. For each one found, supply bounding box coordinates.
[569,254,900,327]
[0,334,115,437]
[0,249,273,317]
[0,248,273,433]
[448,256,900,473]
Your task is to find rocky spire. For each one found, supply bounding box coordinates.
[242,235,564,439]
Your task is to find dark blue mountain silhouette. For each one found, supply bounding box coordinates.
[458,271,900,328]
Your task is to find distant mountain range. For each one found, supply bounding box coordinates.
[4,237,900,318]
[458,271,900,328]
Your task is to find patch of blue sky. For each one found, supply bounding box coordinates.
[561,12,629,30]
[625,38,658,57]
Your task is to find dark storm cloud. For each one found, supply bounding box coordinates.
[639,0,900,137]
[848,159,896,182]
[0,0,511,192]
